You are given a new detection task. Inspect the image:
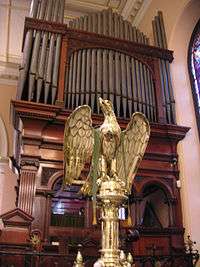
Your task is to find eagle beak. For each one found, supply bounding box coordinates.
[99,97,103,106]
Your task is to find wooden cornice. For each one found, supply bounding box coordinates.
[23,17,174,62]
[12,100,190,142]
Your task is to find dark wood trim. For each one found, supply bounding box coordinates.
[56,37,68,106]
[12,100,190,140]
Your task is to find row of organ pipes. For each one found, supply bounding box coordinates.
[17,0,176,124]
[69,8,149,44]
[65,49,156,120]
[18,0,65,104]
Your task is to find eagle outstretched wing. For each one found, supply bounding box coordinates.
[116,112,150,193]
[63,105,94,186]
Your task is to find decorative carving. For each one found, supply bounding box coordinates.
[21,157,40,168]
[41,167,61,186]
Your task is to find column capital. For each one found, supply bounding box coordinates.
[21,157,40,170]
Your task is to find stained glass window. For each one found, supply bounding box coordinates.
[188,20,200,134]
[191,33,200,112]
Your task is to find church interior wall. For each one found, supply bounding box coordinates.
[138,0,200,256]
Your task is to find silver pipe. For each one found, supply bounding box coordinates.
[44,33,55,103]
[71,51,78,108]
[102,50,108,99]
[51,0,65,104]
[128,22,133,42]
[131,57,138,113]
[17,29,33,99]
[146,67,153,120]
[83,16,88,31]
[80,16,84,30]
[36,31,48,102]
[155,16,162,48]
[125,55,132,117]
[58,0,65,23]
[67,55,73,108]
[158,11,167,49]
[88,14,92,32]
[121,53,127,118]
[97,12,102,34]
[114,12,118,39]
[28,0,48,101]
[124,21,129,40]
[143,65,151,120]
[109,50,114,105]
[161,59,171,122]
[29,0,39,18]
[80,49,86,105]
[85,49,91,105]
[91,49,96,111]
[139,62,146,115]
[165,61,176,122]
[52,34,61,104]
[76,50,82,107]
[92,13,97,33]
[133,27,137,42]
[115,52,121,117]
[103,9,107,35]
[135,59,142,112]
[96,49,102,113]
[152,20,158,46]
[108,8,113,37]
[53,0,60,22]
[64,56,69,107]
[119,16,124,39]
[149,71,157,121]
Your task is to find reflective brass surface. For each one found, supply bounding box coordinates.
[65,99,150,267]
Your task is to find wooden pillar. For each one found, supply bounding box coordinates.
[44,194,52,242]
[18,159,39,215]
[153,58,166,123]
[56,37,68,107]
[85,198,92,227]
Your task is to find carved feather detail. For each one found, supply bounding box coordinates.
[63,99,150,195]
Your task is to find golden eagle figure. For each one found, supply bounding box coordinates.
[63,98,150,194]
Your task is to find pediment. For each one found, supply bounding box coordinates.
[0,208,33,227]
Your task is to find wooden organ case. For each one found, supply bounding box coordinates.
[0,2,189,267]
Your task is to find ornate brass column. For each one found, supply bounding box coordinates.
[99,180,127,266]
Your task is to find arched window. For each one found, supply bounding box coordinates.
[188,19,200,134]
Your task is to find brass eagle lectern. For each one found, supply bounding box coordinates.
[63,98,150,267]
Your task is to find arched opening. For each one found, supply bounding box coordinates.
[140,184,170,229]
[50,178,86,228]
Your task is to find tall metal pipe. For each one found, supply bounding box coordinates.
[131,57,138,113]
[80,50,86,105]
[115,52,121,117]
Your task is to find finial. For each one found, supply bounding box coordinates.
[127,252,133,264]
[119,250,126,262]
[73,245,84,267]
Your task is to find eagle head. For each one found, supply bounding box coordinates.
[99,97,114,116]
